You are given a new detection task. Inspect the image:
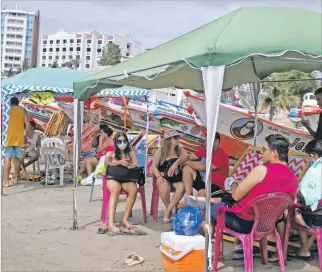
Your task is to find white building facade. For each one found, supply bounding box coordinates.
[39,29,142,70]
[1,9,40,72]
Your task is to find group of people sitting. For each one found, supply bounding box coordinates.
[78,123,322,261]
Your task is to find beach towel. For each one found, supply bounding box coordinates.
[299,158,322,211]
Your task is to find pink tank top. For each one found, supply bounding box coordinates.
[233,163,298,221]
[97,146,114,160]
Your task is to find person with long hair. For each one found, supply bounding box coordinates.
[78,123,114,178]
[151,129,186,223]
[104,131,139,233]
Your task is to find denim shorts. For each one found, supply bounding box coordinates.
[3,146,23,159]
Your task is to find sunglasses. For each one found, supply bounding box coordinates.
[172,136,181,140]
[117,139,128,144]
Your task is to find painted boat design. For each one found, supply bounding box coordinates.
[184,91,313,159]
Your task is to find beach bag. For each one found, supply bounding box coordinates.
[173,206,203,236]
[163,158,183,183]
[107,165,145,186]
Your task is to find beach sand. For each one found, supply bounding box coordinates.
[2,177,320,272]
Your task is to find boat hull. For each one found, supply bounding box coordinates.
[184,91,312,158]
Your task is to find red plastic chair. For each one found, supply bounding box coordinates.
[213,193,294,272]
[100,175,147,225]
[293,203,322,271]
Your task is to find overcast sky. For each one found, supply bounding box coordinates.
[2,0,322,49]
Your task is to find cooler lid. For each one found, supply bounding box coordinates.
[161,231,205,251]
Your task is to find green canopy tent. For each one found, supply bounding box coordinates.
[73,7,322,270]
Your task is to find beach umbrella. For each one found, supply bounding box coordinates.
[73,6,322,271]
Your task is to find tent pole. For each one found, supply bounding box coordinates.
[72,98,81,230]
[251,82,261,146]
[202,66,225,272]
[145,95,149,179]
[123,96,127,129]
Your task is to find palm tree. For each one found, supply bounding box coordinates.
[99,44,121,66]
[51,60,59,68]
[22,61,30,71]
[63,59,80,69]
[260,86,298,121]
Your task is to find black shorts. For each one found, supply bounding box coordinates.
[192,171,221,193]
[224,212,254,234]
[301,210,322,228]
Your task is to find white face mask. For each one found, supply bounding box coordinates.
[117,142,127,151]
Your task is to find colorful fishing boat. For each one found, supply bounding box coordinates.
[128,98,161,133]
[301,92,322,131]
[184,91,313,159]
[92,97,134,128]
[20,99,59,128]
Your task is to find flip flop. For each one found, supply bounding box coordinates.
[97,228,108,234]
[288,251,313,261]
[163,217,173,224]
[127,254,144,267]
[124,253,136,264]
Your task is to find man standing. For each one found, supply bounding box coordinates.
[301,87,322,140]
[168,132,229,196]
[3,97,31,187]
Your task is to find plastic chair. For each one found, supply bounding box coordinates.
[40,138,67,186]
[213,193,294,272]
[101,174,147,225]
[30,130,45,175]
[293,204,322,271]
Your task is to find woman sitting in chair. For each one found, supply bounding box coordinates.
[104,131,139,233]
[151,129,186,223]
[78,124,114,179]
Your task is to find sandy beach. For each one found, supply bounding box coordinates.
[2,177,320,272]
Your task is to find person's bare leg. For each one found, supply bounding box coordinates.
[86,157,98,175]
[78,159,87,176]
[157,178,171,219]
[13,158,21,184]
[197,189,206,197]
[107,179,122,233]
[121,182,137,232]
[295,210,311,257]
[298,229,311,256]
[165,182,185,218]
[20,151,26,168]
[3,158,11,187]
[182,164,196,195]
[23,151,39,168]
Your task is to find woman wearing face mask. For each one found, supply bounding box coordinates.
[78,124,114,179]
[151,129,186,223]
[103,131,139,233]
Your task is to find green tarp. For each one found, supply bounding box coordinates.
[74,6,322,100]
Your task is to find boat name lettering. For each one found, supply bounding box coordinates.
[289,138,306,151]
[156,106,194,120]
[268,126,305,151]
[267,126,291,136]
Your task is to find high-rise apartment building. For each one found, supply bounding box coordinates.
[1,9,40,72]
[39,29,142,70]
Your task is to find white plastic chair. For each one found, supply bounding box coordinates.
[40,138,67,186]
[30,130,45,175]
